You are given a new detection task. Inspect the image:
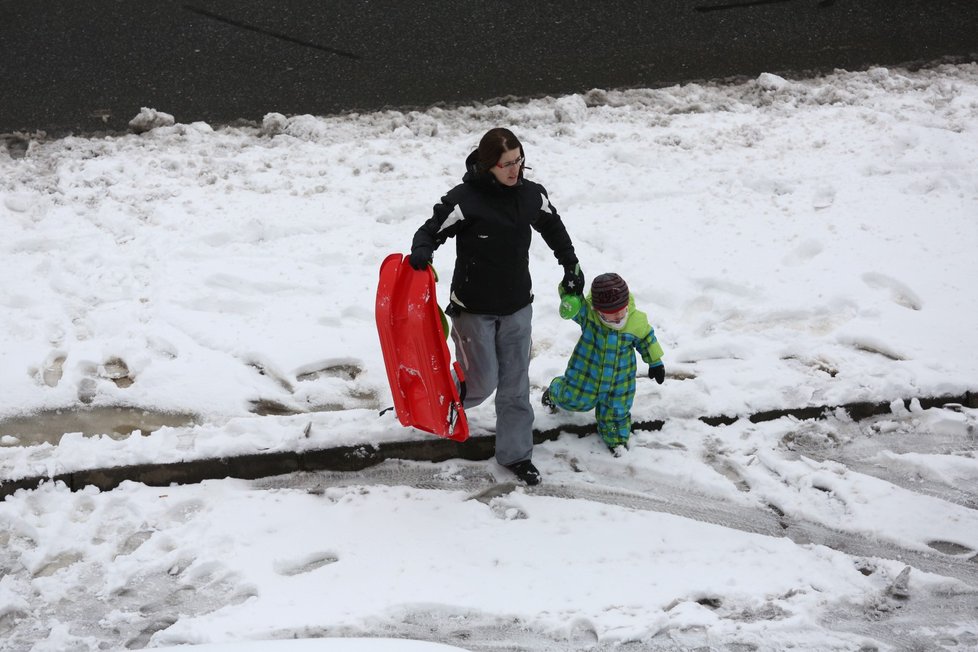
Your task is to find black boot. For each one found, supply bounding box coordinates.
[541,388,558,414]
[505,460,541,485]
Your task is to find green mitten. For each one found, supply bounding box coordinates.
[559,293,582,320]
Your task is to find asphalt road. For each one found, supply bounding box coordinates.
[2,0,978,135]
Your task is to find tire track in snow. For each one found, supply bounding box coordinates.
[784,422,978,511]
[253,460,978,589]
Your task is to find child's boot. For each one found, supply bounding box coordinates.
[541,388,558,414]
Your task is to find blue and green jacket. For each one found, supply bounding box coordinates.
[551,287,664,427]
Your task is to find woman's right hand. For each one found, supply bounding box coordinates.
[408,245,433,270]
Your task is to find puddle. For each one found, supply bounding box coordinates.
[0,407,197,447]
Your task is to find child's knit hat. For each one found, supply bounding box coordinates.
[591,273,629,312]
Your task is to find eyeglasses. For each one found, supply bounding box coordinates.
[495,155,525,169]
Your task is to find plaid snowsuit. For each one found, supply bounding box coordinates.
[547,291,664,448]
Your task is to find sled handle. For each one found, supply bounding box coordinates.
[453,361,467,404]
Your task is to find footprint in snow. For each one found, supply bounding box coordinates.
[782,238,823,266]
[488,498,528,521]
[862,271,922,310]
[31,350,66,387]
[247,358,379,416]
[274,551,340,576]
[812,185,836,209]
[839,334,905,361]
[295,360,363,382]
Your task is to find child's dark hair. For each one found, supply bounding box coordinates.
[476,128,523,172]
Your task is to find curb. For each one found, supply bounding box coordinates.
[2,392,975,499]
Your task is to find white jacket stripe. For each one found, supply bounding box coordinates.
[438,205,465,232]
[540,193,554,215]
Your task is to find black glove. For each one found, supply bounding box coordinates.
[649,363,665,384]
[560,263,585,295]
[408,245,432,270]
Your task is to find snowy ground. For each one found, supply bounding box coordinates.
[1,63,978,651]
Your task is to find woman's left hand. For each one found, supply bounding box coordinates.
[561,263,585,295]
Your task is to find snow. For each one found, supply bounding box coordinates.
[153,643,467,652]
[2,63,978,650]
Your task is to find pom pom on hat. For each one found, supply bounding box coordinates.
[591,273,629,312]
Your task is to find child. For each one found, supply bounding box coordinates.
[542,273,665,455]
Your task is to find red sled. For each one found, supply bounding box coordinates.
[375,253,469,442]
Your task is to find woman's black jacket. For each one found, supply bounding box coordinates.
[411,150,579,316]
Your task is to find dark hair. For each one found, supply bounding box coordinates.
[476,127,523,172]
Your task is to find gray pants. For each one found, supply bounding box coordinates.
[450,304,534,467]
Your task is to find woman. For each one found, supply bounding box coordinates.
[408,127,584,485]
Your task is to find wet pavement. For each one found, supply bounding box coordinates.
[2,0,977,135]
[0,407,196,447]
